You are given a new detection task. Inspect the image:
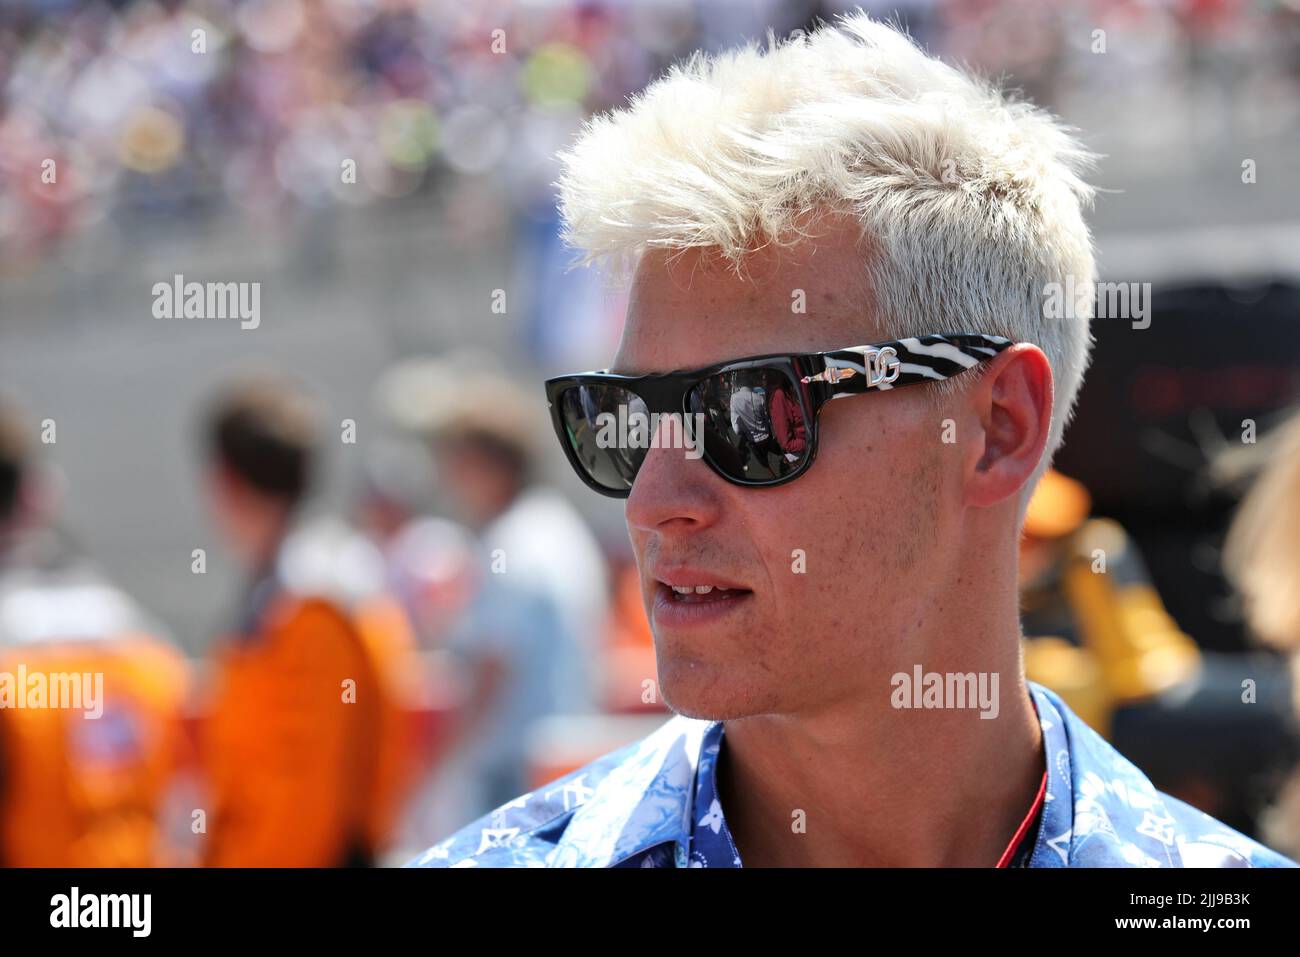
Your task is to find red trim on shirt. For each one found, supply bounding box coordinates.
[996,769,1048,868]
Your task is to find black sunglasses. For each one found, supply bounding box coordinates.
[544,332,1013,498]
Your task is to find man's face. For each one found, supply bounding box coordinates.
[615,217,967,722]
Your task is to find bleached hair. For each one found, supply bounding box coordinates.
[556,10,1099,486]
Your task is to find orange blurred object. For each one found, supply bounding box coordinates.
[202,596,384,867]
[0,634,191,867]
[351,594,428,854]
[601,561,661,714]
[1023,468,1091,540]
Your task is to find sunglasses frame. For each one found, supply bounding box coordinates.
[543,333,1014,498]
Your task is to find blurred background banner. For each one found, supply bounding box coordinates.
[1,0,1299,866]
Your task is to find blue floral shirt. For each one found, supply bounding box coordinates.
[408,682,1297,868]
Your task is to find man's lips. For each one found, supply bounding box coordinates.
[657,582,751,604]
[649,567,754,620]
[651,566,752,592]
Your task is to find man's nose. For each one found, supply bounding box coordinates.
[625,416,720,532]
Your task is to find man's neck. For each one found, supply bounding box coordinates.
[715,665,1044,867]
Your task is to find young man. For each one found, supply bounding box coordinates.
[412,13,1295,868]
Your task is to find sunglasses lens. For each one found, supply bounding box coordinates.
[555,367,812,494]
[555,383,649,494]
[688,367,809,484]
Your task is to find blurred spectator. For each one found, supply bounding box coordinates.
[1224,404,1300,857]
[1224,405,1300,702]
[0,394,191,867]
[353,434,478,648]
[423,370,608,825]
[1021,466,1300,834]
[197,373,418,865]
[1019,468,1202,736]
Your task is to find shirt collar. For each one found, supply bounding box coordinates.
[1025,683,1075,866]
[1026,681,1190,867]
[548,681,1189,868]
[549,714,715,867]
[688,692,1052,868]
[686,723,741,866]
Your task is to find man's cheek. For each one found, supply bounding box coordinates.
[775,526,874,603]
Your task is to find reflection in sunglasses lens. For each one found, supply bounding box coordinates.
[558,384,647,492]
[689,368,808,484]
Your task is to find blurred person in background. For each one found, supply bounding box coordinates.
[198,374,417,866]
[1020,468,1298,836]
[348,436,483,858]
[421,372,608,827]
[0,396,190,867]
[1018,468,1202,736]
[1224,404,1300,859]
[351,421,479,651]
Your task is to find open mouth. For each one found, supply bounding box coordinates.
[652,580,755,627]
[663,583,752,605]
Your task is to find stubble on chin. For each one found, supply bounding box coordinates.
[656,652,783,722]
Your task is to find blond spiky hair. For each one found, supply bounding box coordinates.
[556,10,1099,485]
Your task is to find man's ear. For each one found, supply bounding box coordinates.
[962,344,1054,509]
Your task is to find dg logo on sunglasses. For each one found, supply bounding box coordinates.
[803,346,901,388]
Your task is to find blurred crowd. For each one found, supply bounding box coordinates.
[3,0,1300,273]
[0,364,664,865]
[0,0,702,274]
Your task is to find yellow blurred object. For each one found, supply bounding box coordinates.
[1060,521,1201,704]
[117,106,185,175]
[377,100,439,173]
[522,43,592,108]
[1021,472,1202,738]
[1021,636,1111,735]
